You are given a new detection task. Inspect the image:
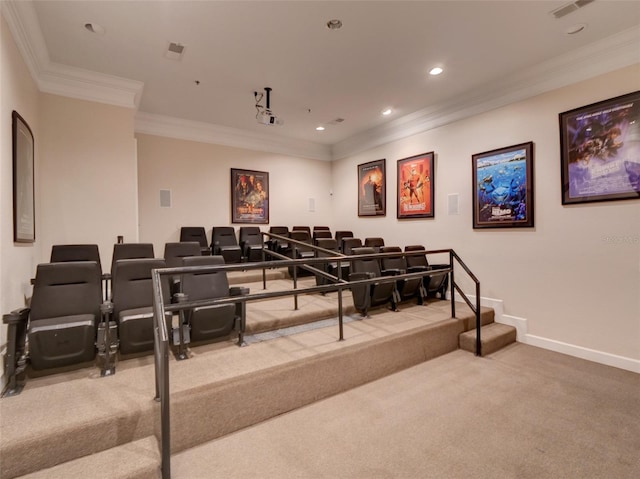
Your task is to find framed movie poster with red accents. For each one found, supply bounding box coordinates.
[397,152,434,219]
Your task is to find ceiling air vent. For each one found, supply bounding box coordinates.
[328,118,345,125]
[550,0,595,19]
[164,42,185,60]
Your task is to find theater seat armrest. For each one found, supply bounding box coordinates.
[230,286,250,296]
[381,269,401,276]
[349,272,374,281]
[429,264,449,270]
[2,308,30,325]
[407,266,428,273]
[102,273,112,281]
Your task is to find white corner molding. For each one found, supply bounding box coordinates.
[135,112,332,162]
[332,25,640,160]
[2,0,143,110]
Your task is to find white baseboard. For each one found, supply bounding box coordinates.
[453,293,639,374]
[523,334,640,374]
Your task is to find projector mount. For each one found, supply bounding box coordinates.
[254,87,283,126]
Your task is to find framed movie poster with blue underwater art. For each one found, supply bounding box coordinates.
[472,142,534,229]
[560,90,640,205]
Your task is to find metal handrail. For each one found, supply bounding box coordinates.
[449,250,482,357]
[151,246,479,479]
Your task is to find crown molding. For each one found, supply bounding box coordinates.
[135,112,332,162]
[1,0,49,81]
[331,26,640,160]
[39,63,143,109]
[2,0,142,109]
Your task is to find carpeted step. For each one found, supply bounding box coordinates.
[16,436,160,479]
[458,322,517,355]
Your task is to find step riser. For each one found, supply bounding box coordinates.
[458,308,494,331]
[169,319,464,453]
[1,409,156,479]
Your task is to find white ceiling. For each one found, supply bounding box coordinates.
[4,1,640,160]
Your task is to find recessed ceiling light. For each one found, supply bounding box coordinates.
[382,108,393,116]
[84,23,105,35]
[316,126,325,131]
[326,19,343,30]
[565,23,587,35]
[429,67,444,76]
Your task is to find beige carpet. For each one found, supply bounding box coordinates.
[171,343,640,479]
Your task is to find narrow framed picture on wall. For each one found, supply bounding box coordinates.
[472,142,534,229]
[231,168,269,224]
[357,159,386,216]
[12,111,35,243]
[397,152,435,219]
[559,90,640,205]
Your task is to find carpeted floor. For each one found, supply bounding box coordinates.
[171,343,640,479]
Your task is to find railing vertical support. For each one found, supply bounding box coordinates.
[152,270,171,479]
[475,281,482,357]
[450,250,456,318]
[160,341,171,479]
[292,246,299,310]
[337,259,344,341]
[261,246,267,290]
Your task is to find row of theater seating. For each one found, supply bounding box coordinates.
[311,242,449,316]
[2,243,248,395]
[179,225,385,263]
[182,226,449,316]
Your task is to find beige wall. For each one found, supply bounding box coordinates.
[38,94,139,267]
[1,13,40,349]
[136,134,332,255]
[331,64,640,364]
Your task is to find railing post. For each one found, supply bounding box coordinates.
[337,258,344,341]
[450,250,456,318]
[160,340,171,479]
[292,245,299,310]
[262,245,267,290]
[475,281,482,357]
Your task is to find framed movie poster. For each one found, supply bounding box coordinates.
[357,159,386,216]
[231,168,269,224]
[560,90,640,205]
[12,111,35,243]
[472,142,534,229]
[397,152,434,219]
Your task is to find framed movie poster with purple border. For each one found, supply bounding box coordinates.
[472,142,534,229]
[231,168,269,224]
[397,152,434,219]
[357,159,386,217]
[560,90,640,205]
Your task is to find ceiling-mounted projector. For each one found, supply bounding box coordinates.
[257,109,283,125]
[254,87,283,126]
